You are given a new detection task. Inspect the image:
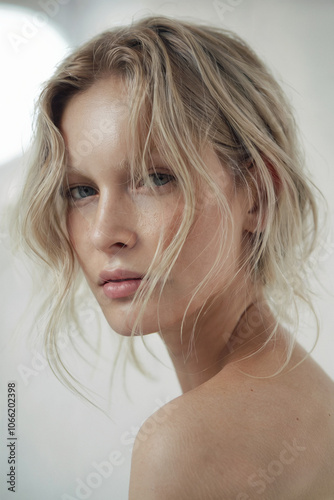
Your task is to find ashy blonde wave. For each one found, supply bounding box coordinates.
[14,16,323,395]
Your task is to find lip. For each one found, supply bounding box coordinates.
[99,268,144,299]
[98,269,144,285]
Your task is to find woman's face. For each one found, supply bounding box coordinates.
[61,76,253,336]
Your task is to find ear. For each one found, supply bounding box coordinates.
[243,159,281,234]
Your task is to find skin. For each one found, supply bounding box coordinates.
[60,76,334,499]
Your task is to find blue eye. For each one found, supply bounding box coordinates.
[150,173,175,186]
[69,186,97,200]
[148,173,175,187]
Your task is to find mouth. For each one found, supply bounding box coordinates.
[102,278,143,299]
[99,269,144,299]
[102,277,142,284]
[99,269,144,284]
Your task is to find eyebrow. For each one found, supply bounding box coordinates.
[65,165,82,174]
[64,151,164,174]
[65,159,132,174]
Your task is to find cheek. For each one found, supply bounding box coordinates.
[66,210,89,259]
[161,207,184,249]
[186,204,223,253]
[174,205,240,292]
[137,196,184,250]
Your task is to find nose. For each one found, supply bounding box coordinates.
[89,192,137,253]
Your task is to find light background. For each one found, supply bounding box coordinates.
[0,1,333,499]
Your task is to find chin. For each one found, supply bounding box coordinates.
[102,310,159,337]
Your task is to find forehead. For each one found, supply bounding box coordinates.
[60,76,129,140]
[59,75,232,193]
[59,76,134,169]
[59,76,171,176]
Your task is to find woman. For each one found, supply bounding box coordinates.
[17,16,334,499]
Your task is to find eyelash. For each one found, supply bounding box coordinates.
[67,185,96,201]
[137,172,176,189]
[66,172,176,201]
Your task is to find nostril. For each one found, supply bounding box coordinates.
[90,223,137,251]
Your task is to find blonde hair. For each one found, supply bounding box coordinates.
[15,16,323,391]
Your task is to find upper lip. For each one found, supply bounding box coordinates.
[98,269,144,285]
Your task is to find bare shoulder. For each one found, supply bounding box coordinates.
[129,346,334,500]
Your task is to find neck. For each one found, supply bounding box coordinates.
[159,286,276,393]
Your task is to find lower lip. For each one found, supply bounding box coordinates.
[102,279,142,299]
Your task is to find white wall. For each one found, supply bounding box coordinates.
[1,1,333,499]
